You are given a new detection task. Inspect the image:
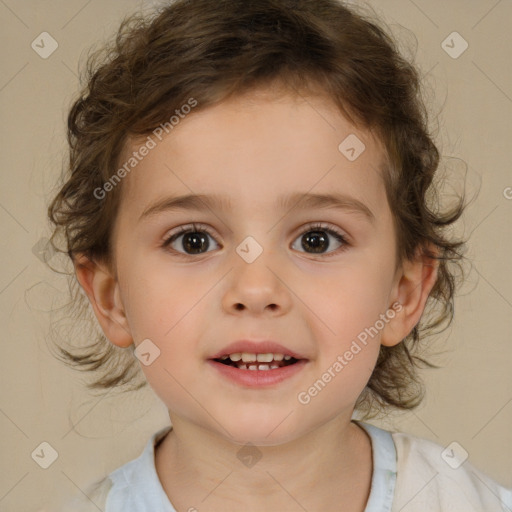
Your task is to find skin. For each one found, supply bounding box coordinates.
[75,87,438,512]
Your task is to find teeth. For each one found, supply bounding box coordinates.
[248,363,271,370]
[256,353,273,362]
[225,362,290,371]
[217,352,298,370]
[227,352,291,362]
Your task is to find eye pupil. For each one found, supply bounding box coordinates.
[183,232,209,254]
[168,225,344,258]
[302,230,329,253]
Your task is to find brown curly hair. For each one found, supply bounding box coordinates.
[46,0,466,415]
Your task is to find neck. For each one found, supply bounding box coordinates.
[155,413,373,512]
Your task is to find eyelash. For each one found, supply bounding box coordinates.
[162,222,350,259]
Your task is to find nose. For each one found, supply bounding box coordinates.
[222,248,292,316]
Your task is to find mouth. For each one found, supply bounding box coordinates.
[212,352,302,371]
[208,353,308,388]
[208,340,309,386]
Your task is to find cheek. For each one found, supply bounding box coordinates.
[303,246,395,393]
[120,256,213,341]
[129,305,209,414]
[298,282,384,413]
[314,262,394,337]
[296,336,380,418]
[119,259,213,373]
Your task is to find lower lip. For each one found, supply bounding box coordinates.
[207,359,308,387]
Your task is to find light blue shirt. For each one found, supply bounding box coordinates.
[105,421,397,511]
[66,421,512,511]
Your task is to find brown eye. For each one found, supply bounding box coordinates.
[179,231,210,254]
[163,224,220,256]
[301,230,330,253]
[291,224,348,257]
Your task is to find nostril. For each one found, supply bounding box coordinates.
[232,303,278,311]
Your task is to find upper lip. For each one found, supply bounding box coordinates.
[210,340,308,360]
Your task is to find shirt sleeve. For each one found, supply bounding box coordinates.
[392,432,512,512]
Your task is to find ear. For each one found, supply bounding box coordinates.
[73,254,133,348]
[381,244,439,347]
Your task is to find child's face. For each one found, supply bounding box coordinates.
[110,89,401,444]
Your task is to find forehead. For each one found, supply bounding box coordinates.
[117,91,388,224]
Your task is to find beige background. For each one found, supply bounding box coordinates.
[0,0,511,510]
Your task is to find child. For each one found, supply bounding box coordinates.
[48,0,511,510]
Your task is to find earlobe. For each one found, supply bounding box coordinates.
[73,254,133,348]
[381,245,439,347]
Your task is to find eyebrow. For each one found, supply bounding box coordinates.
[139,192,375,224]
